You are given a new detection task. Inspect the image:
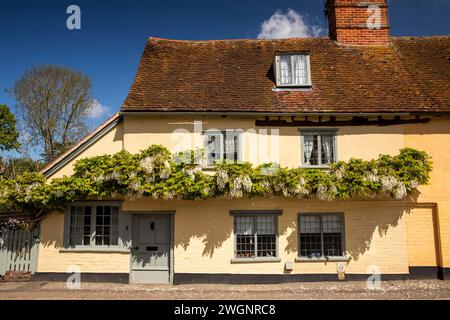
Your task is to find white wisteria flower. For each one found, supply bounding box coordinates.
[230,176,244,198]
[140,157,154,175]
[364,172,380,183]
[410,180,420,189]
[92,174,105,184]
[394,182,407,200]
[261,180,271,190]
[334,168,345,179]
[129,180,141,192]
[317,185,337,202]
[109,171,122,183]
[273,181,284,193]
[381,176,399,193]
[159,160,171,179]
[242,175,252,193]
[202,187,211,196]
[216,169,229,191]
[24,182,41,202]
[183,166,201,182]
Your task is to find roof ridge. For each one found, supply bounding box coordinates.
[147,37,330,43]
[148,36,450,43]
[392,35,450,40]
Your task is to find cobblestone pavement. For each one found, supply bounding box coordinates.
[0,280,450,300]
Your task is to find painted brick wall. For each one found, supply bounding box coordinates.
[405,207,438,267]
[437,203,450,268]
[124,198,411,275]
[37,212,129,273]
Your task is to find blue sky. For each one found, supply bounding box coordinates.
[0,0,449,158]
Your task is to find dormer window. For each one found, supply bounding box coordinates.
[274,54,311,87]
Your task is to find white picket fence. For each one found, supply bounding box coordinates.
[0,228,39,276]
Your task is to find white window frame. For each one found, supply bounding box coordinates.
[274,54,312,87]
[300,129,337,168]
[203,129,243,167]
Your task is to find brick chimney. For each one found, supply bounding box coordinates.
[325,0,390,46]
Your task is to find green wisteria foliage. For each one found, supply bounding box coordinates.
[0,146,432,215]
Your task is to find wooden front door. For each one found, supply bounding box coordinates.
[130,214,172,284]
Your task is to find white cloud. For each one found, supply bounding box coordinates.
[87,99,111,119]
[257,9,323,39]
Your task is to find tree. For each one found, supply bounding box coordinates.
[0,104,19,151]
[12,65,94,163]
[0,156,44,179]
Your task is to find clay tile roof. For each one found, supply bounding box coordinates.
[121,36,450,114]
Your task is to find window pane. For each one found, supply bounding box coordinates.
[279,55,292,84]
[322,215,343,256]
[96,214,103,226]
[69,206,92,246]
[303,135,319,166]
[93,205,119,246]
[257,235,276,257]
[293,55,308,85]
[236,217,254,235]
[224,132,238,162]
[299,233,321,258]
[303,131,336,166]
[299,215,320,234]
[235,217,255,258]
[256,216,275,235]
[321,135,335,165]
[95,236,103,246]
[299,216,321,258]
[205,133,223,166]
[236,235,255,258]
[256,216,276,257]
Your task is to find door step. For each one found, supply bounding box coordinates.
[0,271,32,282]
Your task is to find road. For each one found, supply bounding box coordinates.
[1,280,450,300]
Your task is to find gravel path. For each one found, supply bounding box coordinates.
[1,280,450,300]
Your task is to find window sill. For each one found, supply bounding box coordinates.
[231,258,281,264]
[295,256,350,263]
[59,247,130,253]
[272,87,312,92]
[299,165,331,170]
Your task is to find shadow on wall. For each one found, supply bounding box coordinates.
[281,206,409,261]
[345,207,410,262]
[36,197,417,264]
[176,211,233,258]
[38,211,64,250]
[173,199,415,262]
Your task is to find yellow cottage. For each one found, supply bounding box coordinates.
[35,0,450,284]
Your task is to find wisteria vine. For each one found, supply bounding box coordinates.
[0,146,432,216]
